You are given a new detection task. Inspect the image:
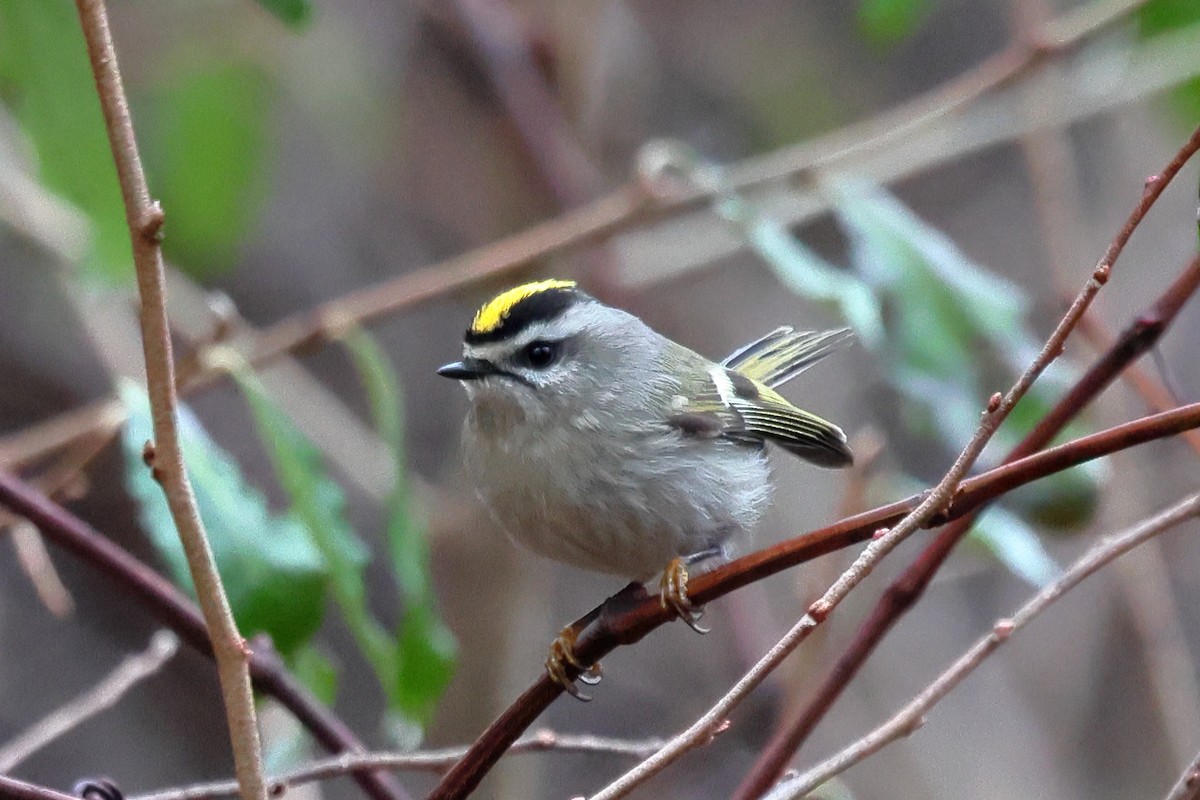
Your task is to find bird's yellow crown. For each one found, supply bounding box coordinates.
[469,279,577,336]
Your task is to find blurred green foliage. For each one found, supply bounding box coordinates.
[0,0,273,282]
[341,330,457,731]
[120,344,457,733]
[856,0,937,47]
[0,0,130,282]
[252,0,312,28]
[141,63,273,276]
[1138,0,1200,123]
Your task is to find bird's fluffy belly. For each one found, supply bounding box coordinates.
[464,417,772,580]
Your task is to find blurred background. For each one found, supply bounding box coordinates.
[2,0,1200,798]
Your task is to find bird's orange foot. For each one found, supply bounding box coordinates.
[545,624,603,702]
[660,556,710,634]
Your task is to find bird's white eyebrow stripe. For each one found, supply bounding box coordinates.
[464,320,561,361]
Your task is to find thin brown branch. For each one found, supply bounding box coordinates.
[0,776,78,800]
[216,0,1148,380]
[72,1,265,798]
[7,521,75,617]
[1075,309,1200,459]
[427,402,1200,800]
[0,399,125,471]
[724,0,1148,190]
[733,131,1200,799]
[434,120,1200,798]
[1,424,121,617]
[132,730,669,800]
[764,492,1200,800]
[0,630,180,771]
[588,124,1172,800]
[0,474,408,800]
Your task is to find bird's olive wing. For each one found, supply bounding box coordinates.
[668,368,853,468]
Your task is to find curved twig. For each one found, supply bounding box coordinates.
[431,117,1200,798]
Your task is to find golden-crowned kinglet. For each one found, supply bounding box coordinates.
[438,279,853,696]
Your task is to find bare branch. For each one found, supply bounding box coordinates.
[6,521,74,618]
[0,775,79,800]
[132,730,669,800]
[763,493,1200,799]
[71,0,266,796]
[0,474,407,800]
[733,125,1200,797]
[585,104,1161,793]
[432,118,1200,800]
[0,631,180,771]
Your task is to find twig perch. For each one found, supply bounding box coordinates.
[72,1,264,795]
[432,118,1200,798]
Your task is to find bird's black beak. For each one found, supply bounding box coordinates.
[437,359,493,380]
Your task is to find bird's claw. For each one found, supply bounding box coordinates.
[545,625,602,701]
[660,557,710,634]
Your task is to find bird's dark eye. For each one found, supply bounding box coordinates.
[523,340,557,369]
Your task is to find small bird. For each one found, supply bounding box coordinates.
[438,279,853,697]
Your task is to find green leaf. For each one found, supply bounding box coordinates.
[858,0,937,47]
[251,0,313,28]
[341,329,457,728]
[0,0,131,282]
[232,372,391,687]
[117,381,326,656]
[140,63,272,278]
[834,176,1036,370]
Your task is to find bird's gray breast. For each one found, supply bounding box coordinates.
[463,403,772,579]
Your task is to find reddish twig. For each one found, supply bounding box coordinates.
[0,473,409,800]
[0,776,78,800]
[434,122,1200,799]
[733,137,1200,797]
[764,492,1200,800]
[1075,309,1200,459]
[426,401,1200,799]
[588,127,1200,800]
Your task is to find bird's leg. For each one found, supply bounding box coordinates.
[659,546,722,634]
[544,603,606,702]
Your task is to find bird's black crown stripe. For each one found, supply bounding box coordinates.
[465,285,586,344]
